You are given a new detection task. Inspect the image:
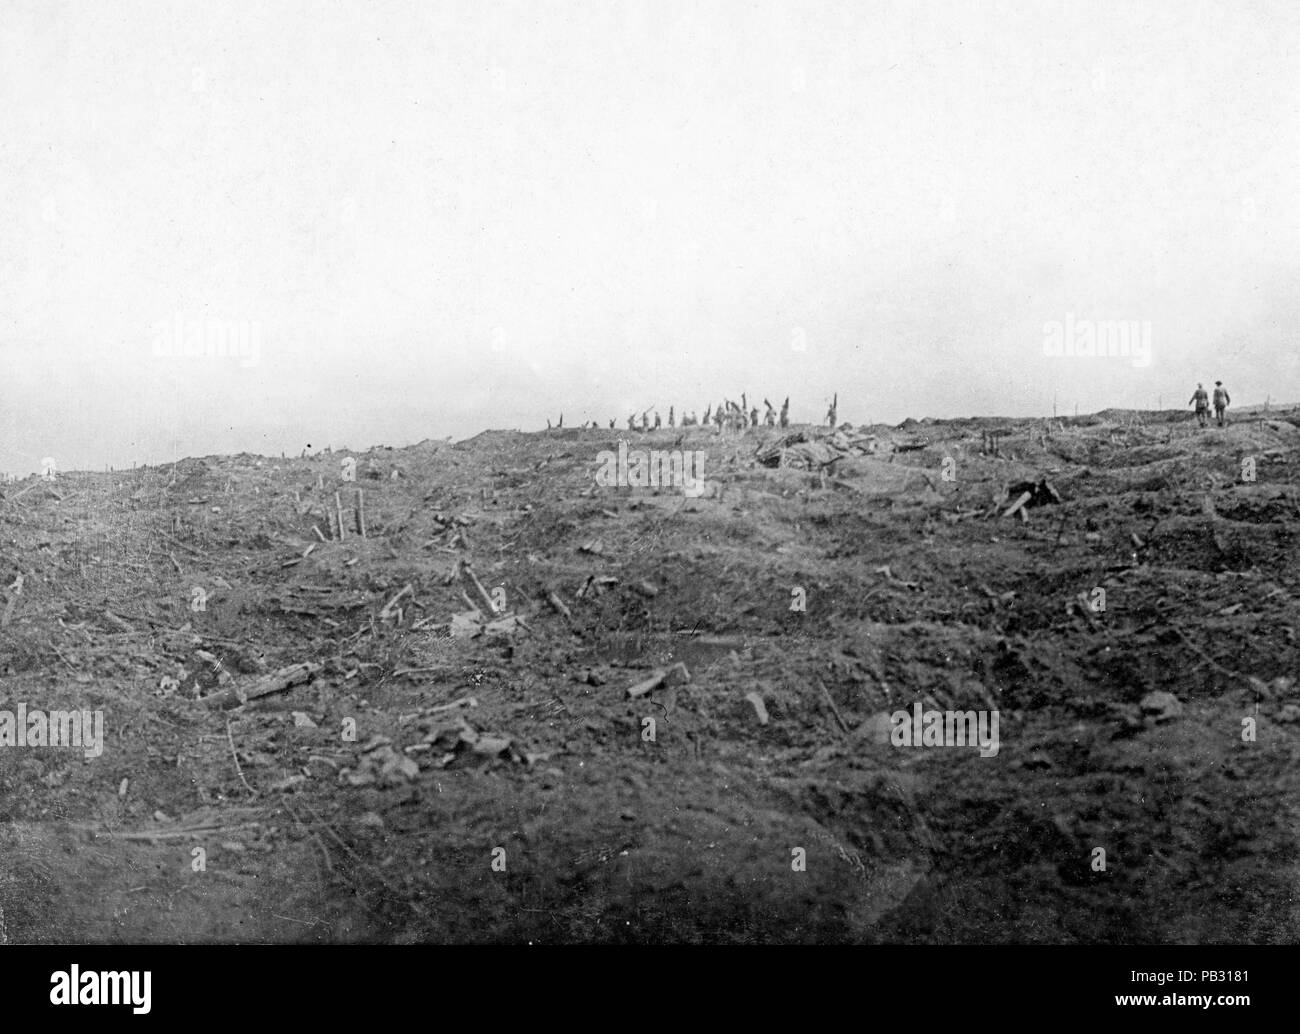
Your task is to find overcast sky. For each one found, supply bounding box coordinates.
[3,0,1298,474]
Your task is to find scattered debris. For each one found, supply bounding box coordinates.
[341,744,421,787]
[874,565,921,590]
[1139,691,1183,723]
[818,680,850,734]
[380,583,414,622]
[8,411,1300,943]
[626,662,691,699]
[547,590,572,620]
[462,564,498,615]
[1003,491,1033,520]
[202,662,323,710]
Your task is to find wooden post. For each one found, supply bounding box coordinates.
[335,492,346,541]
[356,489,366,538]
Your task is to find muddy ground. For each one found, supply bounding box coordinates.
[1,406,1297,943]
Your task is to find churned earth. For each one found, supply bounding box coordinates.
[1,406,1297,943]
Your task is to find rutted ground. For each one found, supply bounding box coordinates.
[1,407,1298,943]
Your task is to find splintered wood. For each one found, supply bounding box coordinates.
[201,662,323,710]
[380,583,414,622]
[547,590,572,620]
[626,662,691,699]
[463,563,497,615]
[1003,491,1033,520]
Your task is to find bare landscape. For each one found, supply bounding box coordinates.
[2,406,1296,943]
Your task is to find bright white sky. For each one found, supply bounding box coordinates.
[3,0,1299,474]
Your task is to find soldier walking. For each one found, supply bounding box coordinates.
[1213,381,1231,427]
[1189,383,1209,427]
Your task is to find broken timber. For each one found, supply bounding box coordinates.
[1003,491,1033,519]
[626,662,691,700]
[202,662,322,710]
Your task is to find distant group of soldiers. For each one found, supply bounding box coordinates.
[613,392,795,431]
[1188,381,1231,428]
[548,392,844,432]
[612,394,794,433]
